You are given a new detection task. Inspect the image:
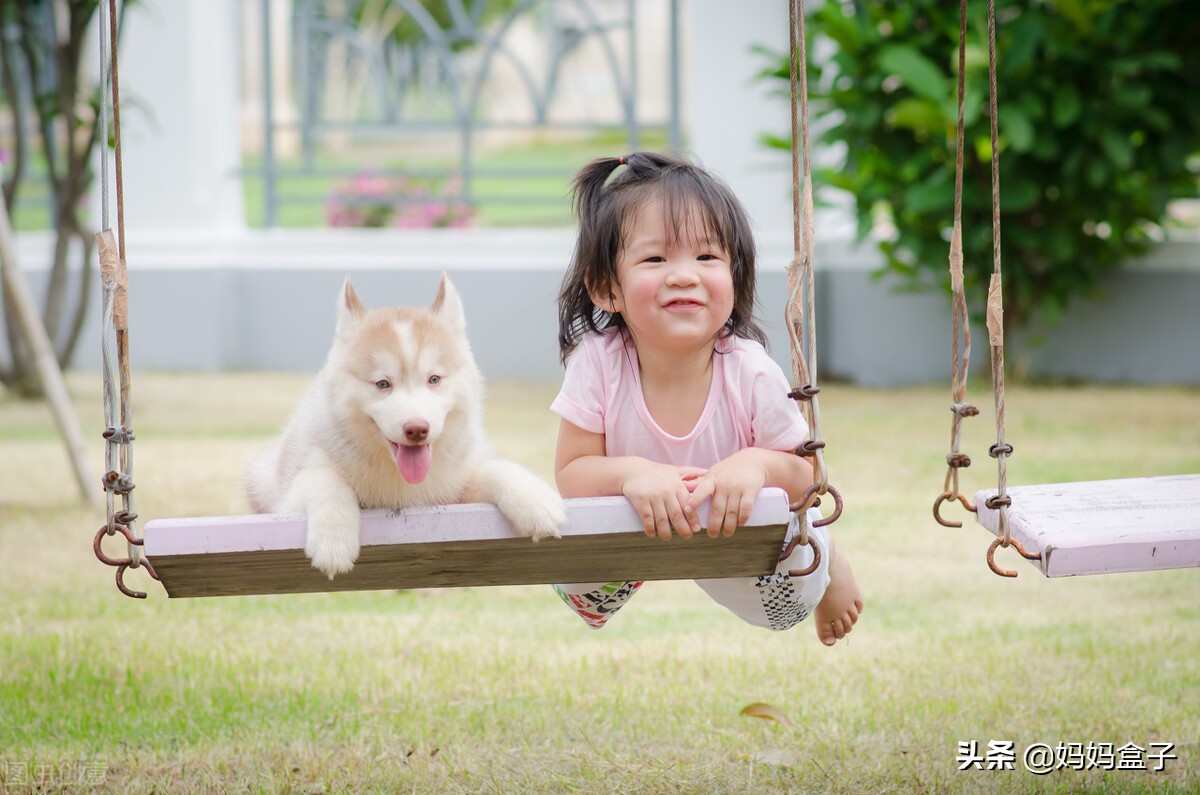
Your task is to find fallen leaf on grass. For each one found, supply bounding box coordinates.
[739,702,791,726]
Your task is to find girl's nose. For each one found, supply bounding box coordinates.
[664,260,700,285]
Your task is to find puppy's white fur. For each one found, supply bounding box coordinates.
[246,275,564,578]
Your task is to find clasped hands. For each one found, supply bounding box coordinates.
[620,450,768,541]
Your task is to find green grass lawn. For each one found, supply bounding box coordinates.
[1,373,1198,793]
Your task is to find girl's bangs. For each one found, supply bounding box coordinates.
[620,174,734,254]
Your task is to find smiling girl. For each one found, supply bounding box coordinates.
[550,152,862,644]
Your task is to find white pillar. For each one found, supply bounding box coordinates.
[117,0,245,233]
[685,0,793,247]
[241,0,299,158]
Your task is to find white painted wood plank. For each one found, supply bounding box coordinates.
[974,474,1200,577]
[143,488,795,597]
[144,489,791,555]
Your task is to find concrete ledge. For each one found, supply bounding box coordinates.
[6,229,1199,385]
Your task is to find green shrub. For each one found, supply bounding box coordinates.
[765,0,1200,331]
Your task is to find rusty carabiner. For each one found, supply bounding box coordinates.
[986,537,1042,578]
[933,491,977,528]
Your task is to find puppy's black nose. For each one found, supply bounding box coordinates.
[403,421,429,443]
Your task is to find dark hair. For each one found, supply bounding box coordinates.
[557,151,766,363]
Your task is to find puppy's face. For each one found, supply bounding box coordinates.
[330,276,477,482]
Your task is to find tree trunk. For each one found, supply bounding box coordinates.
[0,1,108,396]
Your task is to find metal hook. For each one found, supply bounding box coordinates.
[93,523,141,567]
[933,491,977,528]
[115,564,147,599]
[94,524,159,598]
[778,482,841,574]
[787,536,822,577]
[812,484,842,528]
[789,483,843,528]
[986,537,1041,578]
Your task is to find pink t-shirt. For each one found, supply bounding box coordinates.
[551,328,809,468]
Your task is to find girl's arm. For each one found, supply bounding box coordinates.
[555,418,706,539]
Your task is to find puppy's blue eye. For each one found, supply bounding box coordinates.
[428,374,442,385]
[375,379,391,390]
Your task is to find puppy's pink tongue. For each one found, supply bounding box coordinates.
[394,443,432,484]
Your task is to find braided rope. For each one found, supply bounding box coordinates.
[785,0,835,549]
[97,3,111,238]
[934,0,1023,574]
[935,0,979,528]
[984,0,1013,550]
[94,0,154,597]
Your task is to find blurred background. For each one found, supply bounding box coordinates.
[2,0,1198,389]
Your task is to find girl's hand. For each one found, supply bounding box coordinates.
[622,462,708,540]
[684,450,769,538]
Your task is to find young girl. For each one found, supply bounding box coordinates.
[551,152,863,645]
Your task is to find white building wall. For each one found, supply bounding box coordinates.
[8,0,1192,385]
[117,0,245,233]
[684,0,794,247]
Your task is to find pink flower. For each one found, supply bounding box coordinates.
[351,171,389,198]
[327,170,476,229]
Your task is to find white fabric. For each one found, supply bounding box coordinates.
[695,510,830,630]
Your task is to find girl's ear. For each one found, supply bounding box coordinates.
[586,277,619,313]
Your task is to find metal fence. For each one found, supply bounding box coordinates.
[254,0,683,228]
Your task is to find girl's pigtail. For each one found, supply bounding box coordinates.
[559,156,627,363]
[571,156,625,237]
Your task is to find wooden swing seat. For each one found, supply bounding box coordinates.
[142,488,794,598]
[974,474,1200,577]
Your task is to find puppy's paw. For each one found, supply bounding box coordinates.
[523,498,566,543]
[504,478,565,542]
[304,506,361,579]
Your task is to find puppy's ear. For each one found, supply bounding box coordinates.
[336,278,366,336]
[431,272,466,331]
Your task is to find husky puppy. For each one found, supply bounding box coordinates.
[246,275,565,578]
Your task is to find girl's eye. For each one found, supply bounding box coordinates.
[428,374,442,385]
[642,255,666,264]
[375,379,391,390]
[698,254,717,261]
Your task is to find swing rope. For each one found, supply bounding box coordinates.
[92,0,157,598]
[934,0,1039,577]
[778,0,840,578]
[934,0,980,529]
[980,0,1038,577]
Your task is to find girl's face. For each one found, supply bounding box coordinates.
[598,198,735,355]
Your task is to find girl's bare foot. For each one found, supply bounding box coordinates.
[814,537,863,646]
